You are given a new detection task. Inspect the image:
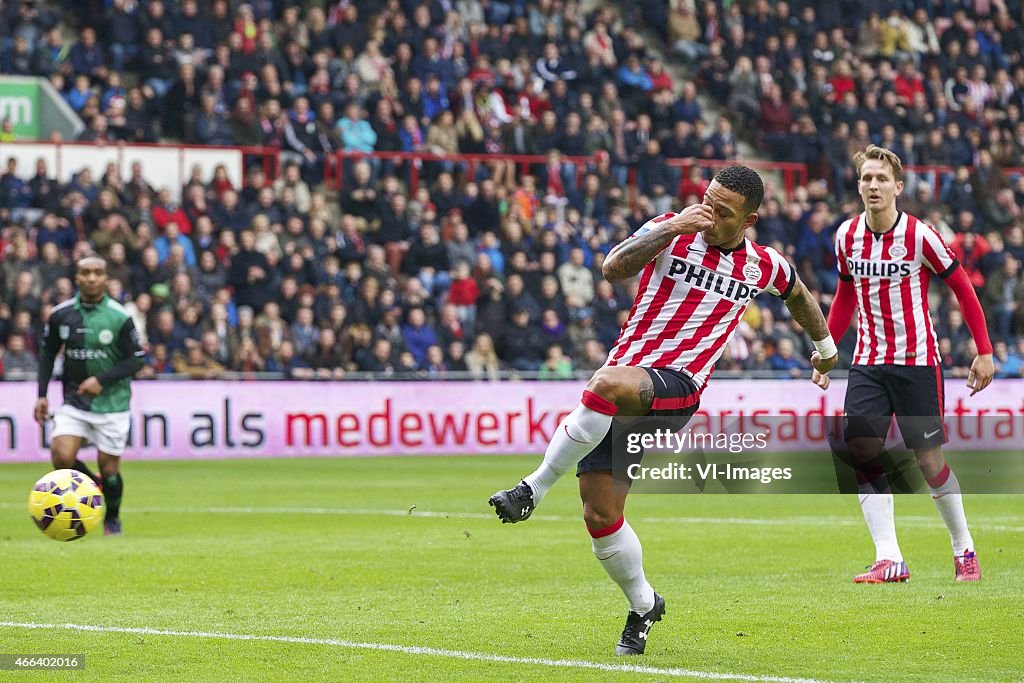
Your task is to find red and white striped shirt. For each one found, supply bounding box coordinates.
[606,214,796,391]
[835,211,958,366]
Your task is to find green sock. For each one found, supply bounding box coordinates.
[104,474,124,520]
[72,459,99,485]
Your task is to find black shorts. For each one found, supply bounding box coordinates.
[844,364,946,449]
[577,367,702,476]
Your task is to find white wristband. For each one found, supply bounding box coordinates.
[812,335,838,360]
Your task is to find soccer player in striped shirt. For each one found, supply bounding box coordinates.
[813,145,994,583]
[490,166,838,655]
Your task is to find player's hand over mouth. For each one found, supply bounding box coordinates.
[663,204,715,236]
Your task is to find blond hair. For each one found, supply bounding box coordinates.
[854,144,904,181]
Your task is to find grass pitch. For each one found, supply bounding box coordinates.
[1,456,1022,682]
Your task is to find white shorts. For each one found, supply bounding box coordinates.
[52,405,131,456]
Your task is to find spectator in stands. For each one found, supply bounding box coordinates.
[401,306,439,365]
[100,0,139,72]
[466,332,501,380]
[951,227,991,289]
[794,208,837,292]
[272,163,312,215]
[208,189,247,234]
[7,271,41,320]
[2,35,34,76]
[406,223,450,295]
[419,344,447,376]
[501,307,545,372]
[1,157,33,216]
[230,230,273,312]
[69,26,107,83]
[556,247,594,310]
[193,94,234,146]
[138,28,175,99]
[669,0,705,63]
[342,160,381,227]
[234,336,266,375]
[173,341,225,380]
[538,344,572,379]
[337,101,378,167]
[282,96,330,185]
[993,340,1024,378]
[984,255,1024,341]
[768,338,809,377]
[148,308,185,357]
[0,333,37,379]
[357,337,395,375]
[254,301,289,360]
[267,339,314,379]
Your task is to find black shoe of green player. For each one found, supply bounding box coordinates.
[488,481,536,523]
[104,518,122,536]
[614,592,666,656]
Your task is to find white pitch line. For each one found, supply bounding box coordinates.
[0,621,841,683]
[2,502,1023,531]
[128,506,873,528]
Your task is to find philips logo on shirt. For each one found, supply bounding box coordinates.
[846,258,912,279]
[667,258,761,302]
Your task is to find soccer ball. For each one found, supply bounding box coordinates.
[28,469,105,542]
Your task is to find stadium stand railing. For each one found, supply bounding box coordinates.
[326,151,809,202]
[905,164,1024,200]
[0,140,809,203]
[0,139,250,198]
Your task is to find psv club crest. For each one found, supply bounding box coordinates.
[889,243,907,259]
[743,258,762,282]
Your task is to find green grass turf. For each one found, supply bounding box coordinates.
[1,456,1023,682]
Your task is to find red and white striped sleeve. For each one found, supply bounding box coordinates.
[763,246,797,299]
[623,212,678,257]
[630,212,677,238]
[920,222,959,278]
[835,221,852,281]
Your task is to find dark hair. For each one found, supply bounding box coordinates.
[76,254,107,272]
[713,165,764,213]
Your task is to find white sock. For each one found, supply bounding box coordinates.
[523,394,615,505]
[859,479,903,563]
[928,465,974,556]
[591,518,655,614]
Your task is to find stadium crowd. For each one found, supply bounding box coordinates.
[1,0,1024,380]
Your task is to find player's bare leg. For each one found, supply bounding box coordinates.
[98,451,124,535]
[580,471,664,655]
[913,445,945,481]
[915,445,978,581]
[489,366,651,523]
[51,434,100,485]
[580,471,628,530]
[51,435,83,469]
[849,436,909,583]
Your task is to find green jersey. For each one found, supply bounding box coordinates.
[38,294,145,413]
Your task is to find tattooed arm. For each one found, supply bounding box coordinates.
[602,204,714,283]
[784,279,830,344]
[784,278,839,381]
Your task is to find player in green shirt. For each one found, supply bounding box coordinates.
[34,256,146,535]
